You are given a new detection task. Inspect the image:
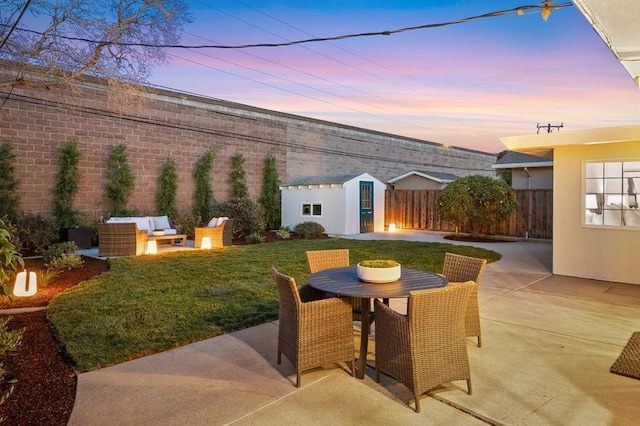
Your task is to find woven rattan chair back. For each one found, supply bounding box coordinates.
[305,249,364,321]
[270,267,355,387]
[442,253,487,347]
[374,281,474,412]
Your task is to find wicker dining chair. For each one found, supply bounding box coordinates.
[270,267,355,387]
[305,249,363,321]
[374,281,474,413]
[442,253,487,347]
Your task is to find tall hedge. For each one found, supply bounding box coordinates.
[104,144,135,217]
[0,141,20,222]
[53,139,81,228]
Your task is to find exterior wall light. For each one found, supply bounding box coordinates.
[388,223,397,232]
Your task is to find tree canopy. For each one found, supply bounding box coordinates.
[0,0,191,94]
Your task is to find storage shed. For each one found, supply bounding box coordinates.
[280,173,386,235]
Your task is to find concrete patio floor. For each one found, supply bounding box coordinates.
[70,231,640,425]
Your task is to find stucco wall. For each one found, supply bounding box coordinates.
[0,70,495,220]
[391,175,445,190]
[553,142,640,285]
[511,167,553,190]
[280,186,347,235]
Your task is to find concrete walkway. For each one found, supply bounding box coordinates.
[69,231,640,425]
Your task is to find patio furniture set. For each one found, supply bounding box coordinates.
[271,250,487,413]
[97,216,234,257]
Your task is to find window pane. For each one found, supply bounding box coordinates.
[312,204,322,215]
[604,179,622,193]
[604,162,622,177]
[302,204,311,215]
[586,162,604,178]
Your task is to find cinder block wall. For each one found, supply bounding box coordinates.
[0,73,495,219]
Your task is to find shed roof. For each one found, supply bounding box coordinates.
[281,173,366,188]
[492,151,554,169]
[388,170,459,184]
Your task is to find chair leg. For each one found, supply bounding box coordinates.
[296,371,301,388]
[477,335,482,348]
[350,360,355,377]
[413,393,421,413]
[467,378,473,395]
[375,368,380,383]
[277,351,281,364]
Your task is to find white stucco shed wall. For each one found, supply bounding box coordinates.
[280,173,385,235]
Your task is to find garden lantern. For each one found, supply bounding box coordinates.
[13,270,37,297]
[201,237,212,250]
[145,240,158,255]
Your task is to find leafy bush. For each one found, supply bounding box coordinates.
[228,152,248,199]
[156,158,178,219]
[193,148,215,220]
[0,316,23,420]
[104,144,135,217]
[293,221,325,239]
[258,154,281,230]
[275,226,290,240]
[0,141,20,222]
[436,174,517,236]
[245,232,265,244]
[14,213,59,254]
[173,210,203,239]
[214,198,265,238]
[52,139,82,228]
[79,215,103,246]
[0,218,24,296]
[35,268,61,287]
[42,241,83,271]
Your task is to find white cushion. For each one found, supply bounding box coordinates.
[623,209,640,227]
[131,216,153,231]
[106,217,131,223]
[206,217,217,228]
[153,215,171,230]
[218,217,229,226]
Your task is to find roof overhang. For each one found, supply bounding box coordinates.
[387,171,454,184]
[492,161,553,169]
[500,124,640,150]
[573,0,640,88]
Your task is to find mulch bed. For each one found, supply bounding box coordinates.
[0,256,109,425]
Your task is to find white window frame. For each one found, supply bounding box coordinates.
[583,160,640,229]
[301,202,322,217]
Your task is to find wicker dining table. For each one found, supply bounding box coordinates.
[308,265,447,379]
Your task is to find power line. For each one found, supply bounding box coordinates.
[2,2,573,49]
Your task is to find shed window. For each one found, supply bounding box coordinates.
[302,203,322,216]
[584,160,640,228]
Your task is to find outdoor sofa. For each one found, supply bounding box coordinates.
[194,217,235,248]
[98,215,178,257]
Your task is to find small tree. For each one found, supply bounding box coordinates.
[258,154,281,230]
[0,141,20,222]
[104,144,135,216]
[53,139,82,228]
[0,217,24,296]
[436,175,517,236]
[193,148,215,221]
[495,150,513,186]
[229,153,248,199]
[156,158,178,219]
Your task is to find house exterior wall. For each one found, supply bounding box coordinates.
[391,175,445,190]
[280,186,347,235]
[0,69,495,220]
[511,167,554,190]
[554,142,640,285]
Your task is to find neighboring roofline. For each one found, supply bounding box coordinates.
[387,170,456,184]
[280,172,379,189]
[492,161,553,169]
[500,124,640,150]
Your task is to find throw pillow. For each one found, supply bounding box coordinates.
[153,215,171,230]
[207,217,219,228]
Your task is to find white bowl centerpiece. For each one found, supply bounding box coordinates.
[152,229,165,236]
[357,259,401,283]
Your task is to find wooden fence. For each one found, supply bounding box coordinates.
[384,189,553,239]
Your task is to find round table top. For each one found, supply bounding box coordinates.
[308,266,447,299]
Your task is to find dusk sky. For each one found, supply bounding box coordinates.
[148,1,640,154]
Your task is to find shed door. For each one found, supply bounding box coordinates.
[359,181,374,233]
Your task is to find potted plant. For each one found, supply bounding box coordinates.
[357,259,401,283]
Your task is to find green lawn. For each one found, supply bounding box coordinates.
[48,238,501,372]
